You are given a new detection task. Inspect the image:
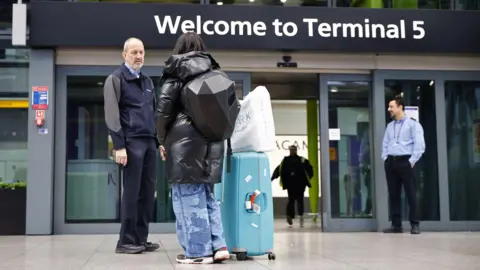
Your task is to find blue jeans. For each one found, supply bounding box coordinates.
[172,183,227,258]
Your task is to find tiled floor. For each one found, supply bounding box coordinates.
[1,222,480,270]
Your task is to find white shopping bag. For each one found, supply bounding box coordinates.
[230,86,276,153]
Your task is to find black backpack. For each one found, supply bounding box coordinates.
[182,69,241,170]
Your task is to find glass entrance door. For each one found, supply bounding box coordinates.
[374,71,480,232]
[53,65,251,234]
[319,74,376,232]
[373,70,447,231]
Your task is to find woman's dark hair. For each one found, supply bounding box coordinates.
[173,32,206,54]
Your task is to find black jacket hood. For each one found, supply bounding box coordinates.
[156,50,225,185]
[162,51,220,82]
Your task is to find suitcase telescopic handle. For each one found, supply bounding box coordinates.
[221,139,233,203]
[221,178,225,203]
[226,139,232,173]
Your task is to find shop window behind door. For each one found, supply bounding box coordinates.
[0,48,29,184]
[384,80,440,221]
[328,81,374,218]
[0,109,28,183]
[65,75,174,223]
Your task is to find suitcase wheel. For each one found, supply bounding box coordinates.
[268,253,276,260]
[236,252,247,261]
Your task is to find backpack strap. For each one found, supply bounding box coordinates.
[226,138,232,173]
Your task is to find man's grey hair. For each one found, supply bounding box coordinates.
[123,37,143,52]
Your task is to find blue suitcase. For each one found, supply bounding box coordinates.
[215,151,276,261]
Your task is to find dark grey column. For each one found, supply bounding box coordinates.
[318,75,330,230]
[372,71,389,231]
[26,49,55,235]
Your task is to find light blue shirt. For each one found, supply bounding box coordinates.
[381,115,425,165]
[124,63,140,78]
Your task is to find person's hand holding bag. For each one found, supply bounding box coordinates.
[160,145,167,161]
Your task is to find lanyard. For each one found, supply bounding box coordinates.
[393,121,405,143]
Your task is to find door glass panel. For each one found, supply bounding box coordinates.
[445,81,480,221]
[0,108,28,184]
[384,80,440,221]
[234,80,244,100]
[328,80,374,218]
[65,75,174,223]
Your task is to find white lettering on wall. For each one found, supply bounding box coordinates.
[154,15,267,36]
[302,18,413,39]
[154,15,426,39]
[412,21,425,39]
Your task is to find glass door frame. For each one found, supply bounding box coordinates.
[319,73,376,232]
[373,70,480,232]
[228,72,252,98]
[53,65,251,234]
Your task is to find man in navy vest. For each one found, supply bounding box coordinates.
[104,37,160,254]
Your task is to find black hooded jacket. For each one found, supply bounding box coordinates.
[156,51,224,184]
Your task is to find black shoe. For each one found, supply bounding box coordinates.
[142,242,160,252]
[115,244,146,254]
[286,216,293,226]
[411,225,420,235]
[383,226,403,233]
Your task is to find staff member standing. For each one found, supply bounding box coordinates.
[104,37,160,254]
[382,96,425,235]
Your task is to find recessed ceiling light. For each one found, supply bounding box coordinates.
[330,88,338,93]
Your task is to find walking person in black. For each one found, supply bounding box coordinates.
[382,96,425,234]
[271,145,313,227]
[104,37,160,254]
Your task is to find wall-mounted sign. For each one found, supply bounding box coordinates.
[405,106,419,122]
[329,128,341,141]
[329,147,337,161]
[29,2,480,54]
[35,110,45,127]
[31,86,49,110]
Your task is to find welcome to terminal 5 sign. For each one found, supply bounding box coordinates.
[155,15,426,40]
[30,2,480,54]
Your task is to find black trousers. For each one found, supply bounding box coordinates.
[119,137,157,245]
[287,188,305,218]
[384,155,418,227]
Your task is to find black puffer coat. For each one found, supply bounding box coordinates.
[156,51,225,184]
